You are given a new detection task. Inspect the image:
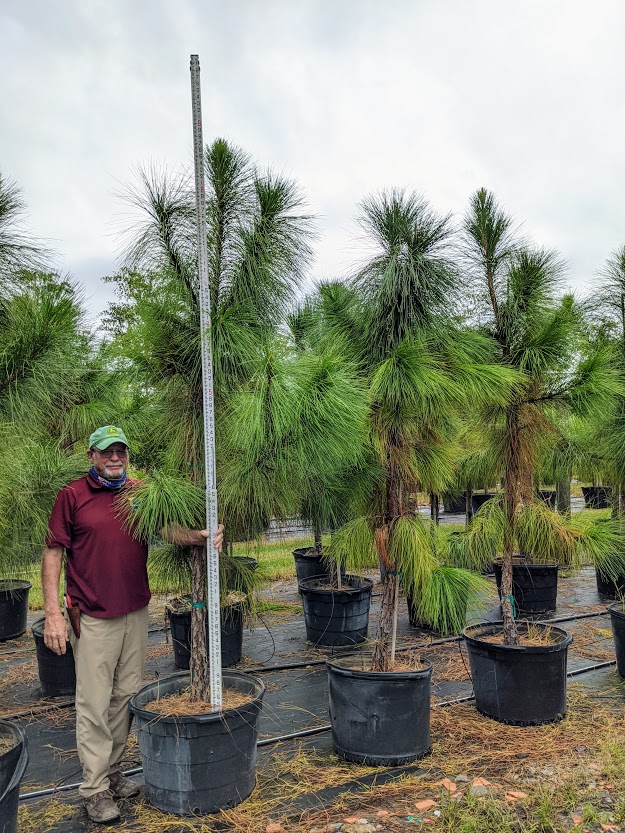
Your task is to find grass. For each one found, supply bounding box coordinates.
[13,535,307,610]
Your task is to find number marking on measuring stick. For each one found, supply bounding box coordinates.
[190,54,222,708]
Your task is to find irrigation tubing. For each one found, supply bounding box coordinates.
[2,606,614,725]
[17,656,619,802]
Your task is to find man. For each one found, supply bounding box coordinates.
[42,425,223,824]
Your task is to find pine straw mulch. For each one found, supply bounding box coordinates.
[0,734,16,754]
[142,687,253,716]
[145,640,174,662]
[0,657,37,690]
[568,621,616,662]
[18,799,77,833]
[97,680,625,833]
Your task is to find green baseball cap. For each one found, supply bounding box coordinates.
[89,425,130,451]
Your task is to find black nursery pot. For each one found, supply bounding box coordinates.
[494,562,558,616]
[292,547,331,585]
[0,581,32,642]
[31,618,76,697]
[582,486,612,509]
[539,490,557,509]
[0,720,28,833]
[463,621,572,725]
[471,493,499,514]
[167,603,243,670]
[327,655,432,766]
[596,568,625,599]
[299,575,373,647]
[130,670,264,815]
[442,493,466,514]
[607,602,625,676]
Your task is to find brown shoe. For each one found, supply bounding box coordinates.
[84,789,120,823]
[108,770,140,799]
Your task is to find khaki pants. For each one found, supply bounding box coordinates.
[69,606,149,798]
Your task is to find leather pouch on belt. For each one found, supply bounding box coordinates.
[66,597,81,639]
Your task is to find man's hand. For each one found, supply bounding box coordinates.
[200,523,224,552]
[44,611,69,656]
[162,522,225,549]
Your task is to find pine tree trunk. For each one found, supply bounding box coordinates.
[465,484,473,527]
[556,476,571,515]
[313,520,322,551]
[430,493,439,524]
[371,572,398,671]
[190,545,210,701]
[502,406,522,646]
[372,466,402,672]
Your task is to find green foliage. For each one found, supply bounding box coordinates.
[462,498,623,570]
[0,276,130,574]
[0,437,86,570]
[412,565,491,635]
[0,172,48,274]
[328,517,379,573]
[118,473,206,541]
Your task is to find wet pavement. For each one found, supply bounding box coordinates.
[2,561,623,831]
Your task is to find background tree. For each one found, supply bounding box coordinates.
[0,172,48,276]
[310,190,515,670]
[462,190,621,644]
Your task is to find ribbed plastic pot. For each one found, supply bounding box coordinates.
[129,670,264,815]
[463,621,572,725]
[539,490,557,509]
[0,581,31,642]
[31,618,76,697]
[292,547,330,586]
[582,485,612,509]
[607,603,625,676]
[232,556,259,571]
[596,568,625,599]
[299,576,373,647]
[442,493,466,514]
[327,655,431,765]
[0,720,28,833]
[167,604,243,671]
[471,493,499,514]
[494,562,558,615]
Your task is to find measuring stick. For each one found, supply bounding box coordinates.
[190,54,222,708]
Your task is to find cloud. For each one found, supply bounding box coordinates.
[2,0,624,314]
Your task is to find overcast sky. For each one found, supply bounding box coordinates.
[2,1,624,324]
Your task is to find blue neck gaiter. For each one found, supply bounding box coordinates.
[89,466,127,490]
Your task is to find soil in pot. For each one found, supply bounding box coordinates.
[327,652,431,765]
[167,599,244,670]
[130,670,264,815]
[299,575,373,647]
[0,720,28,833]
[607,602,625,676]
[31,617,76,697]
[0,580,32,642]
[494,560,558,616]
[463,621,572,725]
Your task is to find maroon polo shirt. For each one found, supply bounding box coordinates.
[46,475,150,619]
